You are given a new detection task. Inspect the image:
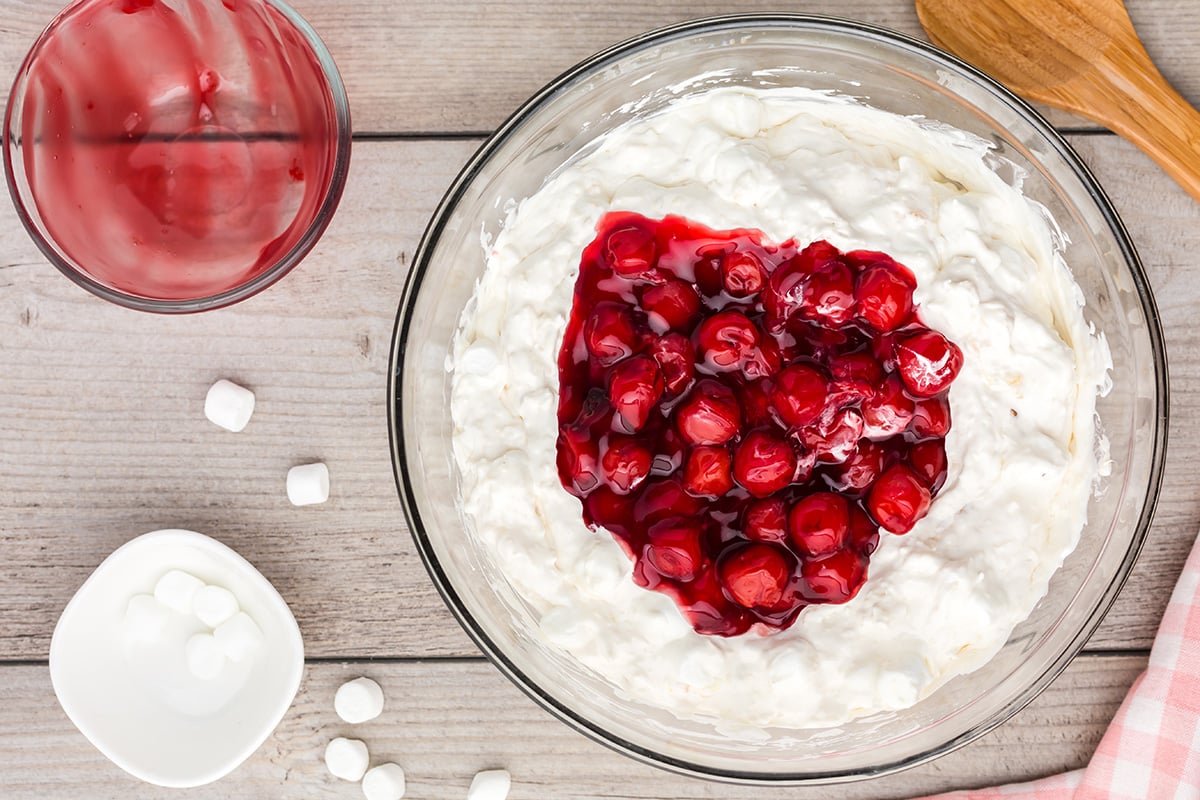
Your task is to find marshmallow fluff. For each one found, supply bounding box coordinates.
[450,87,1112,729]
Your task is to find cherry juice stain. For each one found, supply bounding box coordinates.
[14,0,341,300]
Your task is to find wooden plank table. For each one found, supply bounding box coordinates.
[0,0,1195,797]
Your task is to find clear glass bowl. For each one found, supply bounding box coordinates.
[3,0,352,313]
[388,15,1168,783]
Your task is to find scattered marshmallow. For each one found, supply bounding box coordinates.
[324,737,369,781]
[213,611,264,662]
[287,462,330,506]
[361,763,406,800]
[153,569,204,614]
[334,676,385,724]
[204,379,256,432]
[185,633,226,680]
[468,769,511,800]
[192,584,239,628]
[123,594,171,641]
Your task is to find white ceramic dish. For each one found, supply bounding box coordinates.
[49,529,304,788]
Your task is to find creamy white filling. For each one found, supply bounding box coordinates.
[449,87,1111,729]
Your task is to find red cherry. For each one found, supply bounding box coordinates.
[739,379,775,428]
[733,430,798,498]
[690,246,726,296]
[830,350,884,387]
[795,240,841,272]
[826,351,884,409]
[800,260,855,326]
[798,549,867,604]
[861,375,916,439]
[800,408,864,464]
[743,497,789,543]
[721,251,766,298]
[842,249,896,271]
[642,279,701,332]
[764,259,806,331]
[911,395,951,439]
[683,445,735,498]
[895,329,964,398]
[649,333,696,395]
[742,336,783,380]
[847,506,881,556]
[556,425,599,494]
[866,463,932,534]
[684,567,752,636]
[788,492,850,556]
[676,380,742,446]
[770,363,828,427]
[695,310,760,372]
[607,354,664,432]
[830,440,885,492]
[604,221,656,277]
[635,478,705,522]
[582,486,627,532]
[644,519,705,581]
[567,386,611,430]
[719,544,792,609]
[763,241,838,329]
[584,303,637,366]
[855,263,915,331]
[910,439,948,491]
[600,436,652,494]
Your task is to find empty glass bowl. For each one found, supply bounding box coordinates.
[388,15,1167,783]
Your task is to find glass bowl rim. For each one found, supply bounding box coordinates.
[387,12,1169,784]
[1,0,353,314]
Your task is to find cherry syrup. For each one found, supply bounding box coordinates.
[13,0,342,300]
[556,212,963,637]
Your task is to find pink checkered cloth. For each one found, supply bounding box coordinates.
[917,531,1200,800]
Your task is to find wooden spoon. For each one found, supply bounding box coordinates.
[914,0,1200,204]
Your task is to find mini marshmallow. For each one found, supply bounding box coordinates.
[467,769,511,800]
[204,379,256,432]
[287,462,329,506]
[361,763,406,800]
[153,569,204,614]
[185,633,226,680]
[213,612,264,662]
[192,584,239,628]
[334,676,385,724]
[123,594,171,641]
[324,737,369,782]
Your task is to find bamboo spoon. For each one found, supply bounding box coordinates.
[914,0,1200,204]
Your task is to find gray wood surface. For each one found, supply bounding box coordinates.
[1,0,1199,133]
[0,0,1195,797]
[0,656,1147,799]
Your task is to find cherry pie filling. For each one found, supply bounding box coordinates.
[555,212,963,636]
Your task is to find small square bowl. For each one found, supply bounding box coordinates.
[49,529,304,788]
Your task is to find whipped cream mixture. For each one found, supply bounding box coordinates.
[450,87,1111,729]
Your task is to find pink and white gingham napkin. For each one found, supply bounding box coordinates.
[916,530,1200,800]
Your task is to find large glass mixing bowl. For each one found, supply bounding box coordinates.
[388,15,1167,783]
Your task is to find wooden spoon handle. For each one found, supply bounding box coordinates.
[1077,63,1200,204]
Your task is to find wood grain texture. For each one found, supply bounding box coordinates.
[0,655,1145,799]
[0,134,1196,661]
[0,0,1198,134]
